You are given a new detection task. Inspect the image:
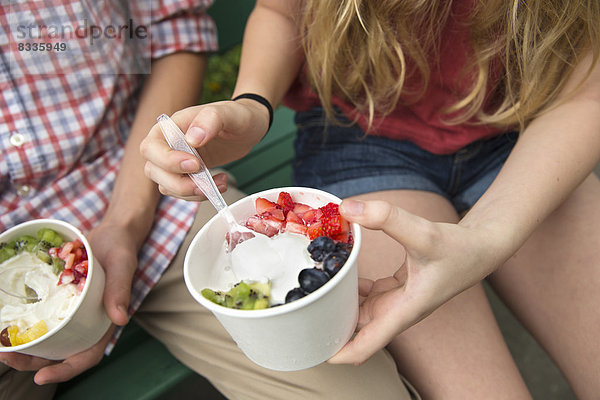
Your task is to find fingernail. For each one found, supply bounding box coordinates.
[341,200,364,216]
[217,184,227,192]
[187,126,205,146]
[180,159,198,172]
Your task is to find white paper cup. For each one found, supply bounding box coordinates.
[184,187,361,371]
[0,219,111,360]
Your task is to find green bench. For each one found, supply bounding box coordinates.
[54,1,298,398]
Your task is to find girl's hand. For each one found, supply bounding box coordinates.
[328,199,508,365]
[140,99,269,201]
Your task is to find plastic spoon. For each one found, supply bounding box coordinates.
[156,114,256,252]
[0,267,39,303]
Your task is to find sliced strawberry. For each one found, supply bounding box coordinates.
[71,239,84,250]
[276,192,295,213]
[64,253,75,270]
[315,208,324,220]
[57,269,75,285]
[320,214,343,236]
[307,221,325,240]
[76,277,87,292]
[331,232,353,244]
[288,210,304,223]
[246,215,268,236]
[255,197,279,215]
[320,202,340,217]
[246,215,280,237]
[285,221,307,235]
[73,247,84,263]
[73,260,88,278]
[268,208,286,221]
[59,242,74,259]
[284,211,307,235]
[292,203,312,217]
[226,231,255,250]
[48,247,60,258]
[261,212,285,232]
[301,209,318,224]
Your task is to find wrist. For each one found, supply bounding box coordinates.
[232,93,273,139]
[101,194,159,246]
[458,214,523,268]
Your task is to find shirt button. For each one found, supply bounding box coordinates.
[16,185,32,197]
[9,132,26,147]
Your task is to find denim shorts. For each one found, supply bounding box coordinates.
[292,107,519,213]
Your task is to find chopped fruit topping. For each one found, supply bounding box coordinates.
[58,269,75,285]
[73,260,88,281]
[37,228,63,248]
[245,192,352,244]
[269,208,286,221]
[71,239,84,250]
[307,221,324,240]
[263,212,285,229]
[307,236,336,262]
[0,327,10,347]
[285,287,307,303]
[320,202,339,216]
[284,211,307,235]
[0,228,91,347]
[208,191,357,309]
[320,213,344,236]
[77,277,87,292]
[331,232,353,244]
[225,231,255,251]
[300,208,318,224]
[276,192,295,213]
[59,241,74,259]
[64,252,75,270]
[255,197,279,215]
[202,281,271,310]
[6,326,18,347]
[292,203,312,218]
[322,251,349,278]
[0,228,89,292]
[245,215,281,237]
[298,268,330,293]
[3,321,49,347]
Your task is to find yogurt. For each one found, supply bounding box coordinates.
[215,232,314,305]
[0,252,79,333]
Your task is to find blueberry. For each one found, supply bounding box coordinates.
[322,251,349,277]
[334,241,353,254]
[285,287,307,303]
[307,236,336,262]
[298,268,330,293]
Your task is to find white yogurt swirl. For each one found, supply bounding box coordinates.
[1,252,79,333]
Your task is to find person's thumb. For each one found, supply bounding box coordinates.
[102,260,133,326]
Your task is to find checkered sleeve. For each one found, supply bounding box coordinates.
[150,0,218,60]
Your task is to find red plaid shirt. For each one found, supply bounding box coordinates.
[0,0,217,353]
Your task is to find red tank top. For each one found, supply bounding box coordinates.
[283,1,504,155]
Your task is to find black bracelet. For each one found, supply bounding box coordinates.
[232,93,274,131]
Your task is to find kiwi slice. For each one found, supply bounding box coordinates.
[202,281,271,310]
[36,228,63,248]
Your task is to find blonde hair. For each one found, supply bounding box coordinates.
[300,0,600,130]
